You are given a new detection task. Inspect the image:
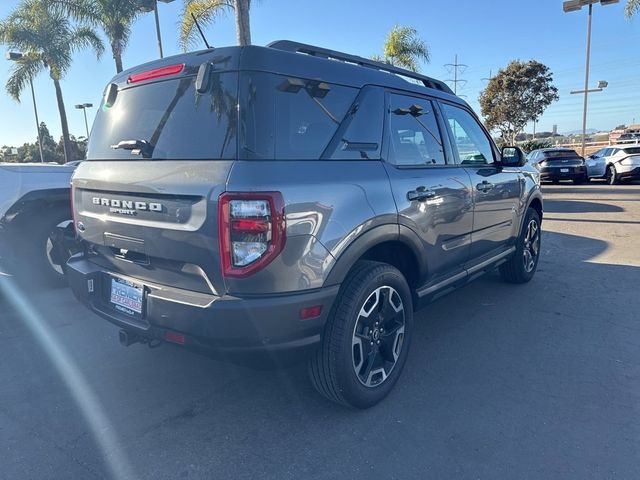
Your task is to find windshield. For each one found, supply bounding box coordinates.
[87,73,238,160]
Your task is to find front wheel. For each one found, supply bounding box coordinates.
[499,208,541,284]
[309,261,413,409]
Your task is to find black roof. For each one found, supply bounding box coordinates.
[111,41,464,105]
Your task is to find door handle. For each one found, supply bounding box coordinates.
[476,180,494,192]
[407,187,436,202]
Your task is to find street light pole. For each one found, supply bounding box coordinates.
[75,103,93,139]
[137,0,175,59]
[563,0,619,157]
[580,3,593,158]
[153,0,164,58]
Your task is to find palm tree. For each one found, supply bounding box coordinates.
[626,0,640,17]
[373,25,430,73]
[179,0,252,52]
[52,0,141,74]
[0,0,104,162]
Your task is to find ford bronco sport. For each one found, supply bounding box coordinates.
[67,41,543,408]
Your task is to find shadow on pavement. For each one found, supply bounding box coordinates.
[544,199,624,214]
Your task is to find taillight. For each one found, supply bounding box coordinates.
[127,63,184,84]
[218,192,286,278]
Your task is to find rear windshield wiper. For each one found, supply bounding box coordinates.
[110,139,154,158]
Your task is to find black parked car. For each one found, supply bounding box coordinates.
[527,148,588,184]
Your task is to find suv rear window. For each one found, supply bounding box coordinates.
[543,150,580,159]
[87,73,238,160]
[240,72,358,160]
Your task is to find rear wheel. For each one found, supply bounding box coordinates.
[499,208,541,284]
[606,165,618,185]
[309,261,413,408]
[21,211,73,287]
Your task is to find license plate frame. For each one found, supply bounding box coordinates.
[109,277,144,317]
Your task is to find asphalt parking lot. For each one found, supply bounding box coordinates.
[1,182,639,480]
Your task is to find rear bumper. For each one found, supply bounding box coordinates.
[539,166,587,181]
[617,166,640,180]
[66,255,338,359]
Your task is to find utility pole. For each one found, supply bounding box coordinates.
[482,70,493,83]
[444,54,468,95]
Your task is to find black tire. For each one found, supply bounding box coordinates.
[309,261,413,409]
[499,208,541,284]
[606,165,618,185]
[22,210,72,288]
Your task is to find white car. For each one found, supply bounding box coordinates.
[586,145,640,185]
[0,162,77,285]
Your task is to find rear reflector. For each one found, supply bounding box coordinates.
[300,305,323,320]
[164,331,185,345]
[231,219,270,233]
[127,64,185,84]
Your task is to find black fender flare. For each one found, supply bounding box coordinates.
[517,189,544,237]
[323,223,428,286]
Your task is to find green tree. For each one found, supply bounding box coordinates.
[0,0,104,162]
[372,26,430,72]
[626,0,639,17]
[52,0,140,73]
[180,0,252,51]
[479,60,559,145]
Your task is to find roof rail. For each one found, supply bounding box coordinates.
[267,40,454,95]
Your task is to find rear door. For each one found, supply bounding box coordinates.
[383,92,473,283]
[439,102,522,263]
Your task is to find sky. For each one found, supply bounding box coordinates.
[0,0,639,147]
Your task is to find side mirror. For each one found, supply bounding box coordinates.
[500,146,526,167]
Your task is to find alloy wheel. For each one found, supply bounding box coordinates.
[351,286,405,388]
[522,219,540,273]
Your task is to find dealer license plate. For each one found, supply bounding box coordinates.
[110,277,143,316]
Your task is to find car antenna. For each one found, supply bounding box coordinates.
[191,13,212,49]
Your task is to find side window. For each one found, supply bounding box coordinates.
[441,103,495,165]
[387,94,446,166]
[330,88,384,160]
[239,72,358,160]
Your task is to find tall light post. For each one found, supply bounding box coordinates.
[75,103,93,138]
[5,51,44,163]
[137,0,176,59]
[563,0,619,157]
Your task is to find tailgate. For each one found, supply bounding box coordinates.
[73,160,232,295]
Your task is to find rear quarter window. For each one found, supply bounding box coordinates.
[239,72,358,160]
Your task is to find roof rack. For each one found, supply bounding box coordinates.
[267,40,454,95]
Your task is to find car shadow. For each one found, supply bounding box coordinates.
[543,199,624,214]
[3,231,640,479]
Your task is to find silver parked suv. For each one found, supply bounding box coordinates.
[67,41,543,408]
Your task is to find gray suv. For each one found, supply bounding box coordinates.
[67,41,543,408]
